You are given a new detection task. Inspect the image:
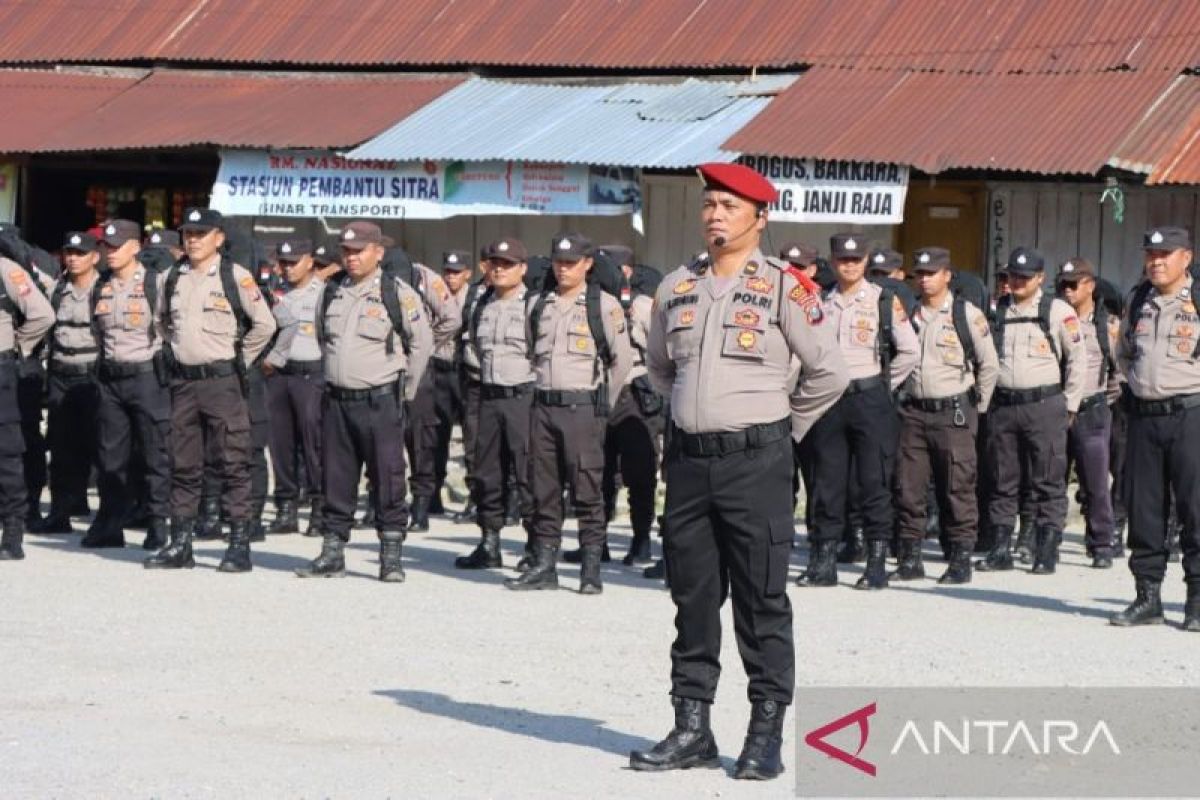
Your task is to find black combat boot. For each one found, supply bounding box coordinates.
[579,543,604,595]
[1166,518,1181,563]
[629,696,720,771]
[564,541,611,564]
[123,499,151,530]
[81,510,125,549]
[623,533,652,566]
[217,521,252,573]
[975,525,1014,571]
[71,496,91,517]
[304,496,323,537]
[938,544,972,584]
[194,495,223,540]
[267,499,299,535]
[0,517,25,560]
[428,488,445,516]
[734,700,787,780]
[1031,526,1061,575]
[1112,517,1127,558]
[643,558,666,580]
[142,517,169,551]
[1014,515,1035,563]
[504,541,559,590]
[143,518,195,569]
[294,532,346,578]
[1110,580,1165,626]
[455,529,502,569]
[890,539,925,580]
[248,499,267,543]
[1183,586,1200,633]
[836,527,865,564]
[1091,546,1114,569]
[25,499,42,530]
[451,499,477,524]
[409,496,431,533]
[378,530,406,582]
[795,539,837,587]
[854,539,888,590]
[32,497,73,533]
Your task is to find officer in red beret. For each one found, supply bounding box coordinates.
[631,163,848,779]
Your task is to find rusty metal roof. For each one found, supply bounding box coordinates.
[0,69,462,153]
[1,0,1199,73]
[1110,74,1200,184]
[723,68,1182,175]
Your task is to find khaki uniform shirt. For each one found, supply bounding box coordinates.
[1118,279,1200,401]
[1077,308,1122,403]
[475,287,535,387]
[908,296,999,410]
[647,249,849,440]
[0,257,54,356]
[96,267,166,363]
[265,278,324,368]
[321,270,433,399]
[996,289,1087,411]
[824,280,920,389]
[165,257,277,367]
[412,263,462,362]
[624,294,653,386]
[49,274,100,368]
[434,280,470,364]
[529,287,632,392]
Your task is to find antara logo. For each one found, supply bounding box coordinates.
[805,702,877,776]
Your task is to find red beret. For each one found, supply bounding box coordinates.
[697,162,778,204]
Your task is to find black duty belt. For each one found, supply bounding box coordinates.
[676,418,792,457]
[279,359,323,376]
[174,359,237,381]
[99,360,156,380]
[481,382,533,400]
[1078,392,1108,414]
[327,381,398,402]
[54,344,99,356]
[905,393,972,413]
[992,384,1061,406]
[1127,392,1200,417]
[48,361,94,378]
[843,374,886,397]
[432,358,458,373]
[535,388,599,407]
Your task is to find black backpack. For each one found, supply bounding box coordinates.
[995,292,1059,361]
[317,272,412,357]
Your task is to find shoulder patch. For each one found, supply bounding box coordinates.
[673,278,697,295]
[892,295,908,322]
[239,276,255,289]
[1063,315,1081,343]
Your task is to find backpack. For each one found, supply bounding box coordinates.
[48,279,100,363]
[994,292,1058,362]
[0,229,45,324]
[525,248,625,370]
[949,296,981,378]
[317,272,412,357]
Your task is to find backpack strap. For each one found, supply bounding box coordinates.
[316,275,342,346]
[468,285,495,363]
[876,286,897,382]
[526,290,552,362]
[1037,292,1058,360]
[379,275,413,357]
[585,282,616,369]
[142,268,159,345]
[951,296,979,375]
[1094,304,1115,386]
[995,292,1059,361]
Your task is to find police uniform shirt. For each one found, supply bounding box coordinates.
[413,263,462,357]
[96,267,167,363]
[50,274,100,367]
[475,288,535,387]
[996,289,1087,411]
[528,288,632,391]
[265,278,324,368]
[1118,278,1200,401]
[0,257,54,355]
[908,297,999,410]
[165,257,277,367]
[321,271,433,398]
[646,249,848,439]
[434,279,471,363]
[823,280,920,389]
[1079,309,1121,398]
[625,293,653,386]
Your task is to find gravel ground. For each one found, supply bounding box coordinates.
[3,505,1198,799]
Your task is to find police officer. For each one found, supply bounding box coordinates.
[397,252,461,531]
[869,247,907,283]
[1057,258,1121,569]
[630,163,846,779]
[1112,226,1200,630]
[452,251,491,523]
[893,247,998,582]
[0,246,54,560]
[91,220,172,553]
[295,221,433,582]
[504,233,631,594]
[795,232,919,590]
[145,208,277,572]
[596,244,662,566]
[455,238,534,570]
[264,239,324,536]
[430,250,472,517]
[36,232,101,538]
[977,247,1085,575]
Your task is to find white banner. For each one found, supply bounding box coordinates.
[736,156,908,224]
[210,151,640,219]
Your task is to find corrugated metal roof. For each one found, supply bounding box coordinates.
[1,0,1198,73]
[0,69,461,153]
[348,77,784,167]
[723,68,1181,175]
[1110,74,1200,178]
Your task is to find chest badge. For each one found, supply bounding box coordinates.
[679,309,696,326]
[733,309,760,328]
[745,276,772,295]
[674,279,697,295]
[736,330,757,350]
